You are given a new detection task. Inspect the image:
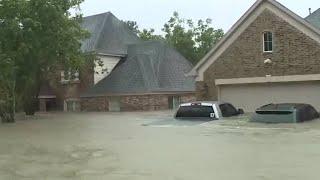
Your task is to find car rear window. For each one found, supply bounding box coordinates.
[175,105,214,118]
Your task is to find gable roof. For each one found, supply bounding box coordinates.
[189,0,320,81]
[81,12,141,56]
[306,8,320,29]
[81,41,195,97]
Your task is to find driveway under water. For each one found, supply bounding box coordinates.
[1,111,320,180]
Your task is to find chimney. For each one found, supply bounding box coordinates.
[309,8,312,15]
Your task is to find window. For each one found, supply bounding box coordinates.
[64,99,80,112]
[175,105,215,118]
[168,96,181,110]
[219,103,238,117]
[61,70,79,83]
[263,31,273,52]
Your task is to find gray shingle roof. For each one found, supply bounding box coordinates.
[81,41,195,97]
[305,8,320,29]
[81,12,141,55]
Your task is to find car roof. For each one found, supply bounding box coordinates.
[257,103,310,111]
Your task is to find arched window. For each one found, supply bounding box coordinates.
[263,31,273,52]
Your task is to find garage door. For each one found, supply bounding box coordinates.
[219,82,320,112]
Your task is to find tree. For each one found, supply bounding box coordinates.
[162,12,197,63]
[0,0,26,122]
[0,57,16,123]
[124,21,140,35]
[139,29,164,41]
[163,12,224,64]
[125,12,224,64]
[193,19,224,61]
[0,0,90,121]
[124,21,164,41]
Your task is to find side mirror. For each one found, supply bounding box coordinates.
[238,109,244,115]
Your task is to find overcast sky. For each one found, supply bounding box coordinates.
[79,0,319,33]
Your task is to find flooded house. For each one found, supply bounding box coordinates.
[38,12,195,112]
[189,0,320,112]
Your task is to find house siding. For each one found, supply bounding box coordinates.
[197,9,320,100]
[94,55,121,84]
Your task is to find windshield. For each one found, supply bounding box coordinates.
[175,105,215,118]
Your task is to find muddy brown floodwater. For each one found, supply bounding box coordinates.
[1,111,320,180]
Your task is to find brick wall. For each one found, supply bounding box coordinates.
[181,94,197,103]
[81,97,108,112]
[80,93,195,112]
[197,9,320,100]
[120,94,196,111]
[120,95,168,111]
[41,61,94,111]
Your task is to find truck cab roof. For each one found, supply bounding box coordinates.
[180,101,226,107]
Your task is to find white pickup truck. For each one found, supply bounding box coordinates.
[175,101,244,120]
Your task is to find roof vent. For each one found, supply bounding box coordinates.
[309,8,312,15]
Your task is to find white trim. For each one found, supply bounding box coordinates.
[38,95,56,99]
[189,0,320,81]
[263,31,273,53]
[97,53,126,58]
[217,85,221,101]
[212,105,220,119]
[80,92,195,98]
[215,74,320,86]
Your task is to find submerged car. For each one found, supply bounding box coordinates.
[175,101,244,120]
[251,103,320,123]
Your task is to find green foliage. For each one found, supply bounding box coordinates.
[124,21,140,35]
[139,29,164,41]
[193,18,224,62]
[124,21,164,41]
[0,0,90,120]
[163,12,224,64]
[162,12,197,64]
[0,58,16,123]
[125,12,224,64]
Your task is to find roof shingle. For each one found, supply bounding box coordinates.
[81,41,195,97]
[81,12,141,55]
[305,8,320,29]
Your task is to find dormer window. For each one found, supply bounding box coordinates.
[263,31,273,52]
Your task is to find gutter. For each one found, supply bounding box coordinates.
[80,91,196,98]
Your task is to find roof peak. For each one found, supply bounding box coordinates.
[81,11,141,55]
[306,8,320,18]
[305,8,320,29]
[189,0,320,81]
[83,11,113,19]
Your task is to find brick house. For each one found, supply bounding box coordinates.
[39,12,195,112]
[189,0,320,112]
